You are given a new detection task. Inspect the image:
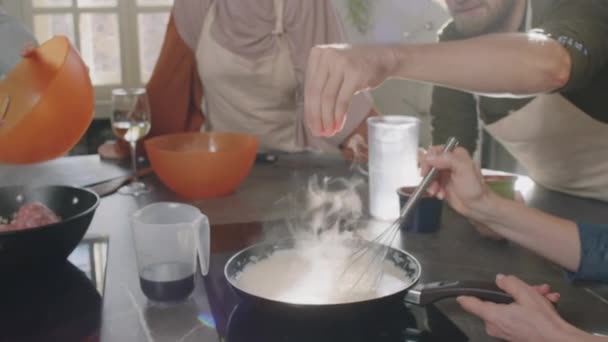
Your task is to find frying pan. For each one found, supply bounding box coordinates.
[225,239,512,316]
[226,299,420,342]
[0,185,99,270]
[225,300,470,342]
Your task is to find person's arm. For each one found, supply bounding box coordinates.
[0,10,38,77]
[397,0,608,96]
[98,12,203,158]
[424,146,608,282]
[422,147,583,272]
[304,34,568,136]
[304,2,608,136]
[388,33,570,96]
[470,190,582,272]
[458,274,605,342]
[290,0,377,147]
[146,12,203,138]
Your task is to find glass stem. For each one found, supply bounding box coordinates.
[130,140,138,183]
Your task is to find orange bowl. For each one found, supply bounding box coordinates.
[0,36,94,164]
[145,132,258,199]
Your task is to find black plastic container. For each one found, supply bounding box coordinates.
[397,186,443,234]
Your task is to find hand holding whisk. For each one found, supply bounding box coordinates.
[340,137,460,291]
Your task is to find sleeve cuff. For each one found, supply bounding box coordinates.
[567,223,608,282]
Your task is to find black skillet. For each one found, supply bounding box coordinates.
[225,239,512,317]
[0,185,99,270]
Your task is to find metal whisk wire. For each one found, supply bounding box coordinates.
[341,137,460,290]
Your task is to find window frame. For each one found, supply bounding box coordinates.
[4,0,172,118]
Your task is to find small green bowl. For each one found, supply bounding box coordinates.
[484,175,518,200]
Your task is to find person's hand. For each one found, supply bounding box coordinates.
[417,147,427,168]
[304,44,397,137]
[0,44,37,128]
[340,133,368,163]
[21,43,37,58]
[457,274,580,342]
[98,140,130,160]
[531,283,561,304]
[421,146,493,220]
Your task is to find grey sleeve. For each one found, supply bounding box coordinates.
[0,12,37,78]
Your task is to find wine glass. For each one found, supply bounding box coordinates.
[111,88,151,196]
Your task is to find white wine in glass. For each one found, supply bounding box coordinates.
[113,121,151,142]
[111,88,152,196]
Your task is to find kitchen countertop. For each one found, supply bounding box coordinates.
[2,153,608,341]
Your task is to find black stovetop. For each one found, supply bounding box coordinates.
[201,251,469,342]
[0,236,108,342]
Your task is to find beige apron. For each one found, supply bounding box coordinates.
[484,1,608,201]
[195,0,306,152]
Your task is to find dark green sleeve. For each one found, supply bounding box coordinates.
[430,86,479,154]
[532,1,608,92]
[430,21,479,154]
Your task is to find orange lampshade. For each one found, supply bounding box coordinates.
[0,36,94,164]
[145,132,258,199]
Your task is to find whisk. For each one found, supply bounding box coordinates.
[341,137,460,290]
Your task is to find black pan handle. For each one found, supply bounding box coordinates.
[404,280,513,305]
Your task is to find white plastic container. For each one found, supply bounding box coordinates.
[368,115,420,220]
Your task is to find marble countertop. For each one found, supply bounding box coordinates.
[2,153,608,341]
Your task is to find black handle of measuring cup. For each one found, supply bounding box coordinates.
[404,280,513,306]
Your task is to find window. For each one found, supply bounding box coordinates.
[11,0,173,117]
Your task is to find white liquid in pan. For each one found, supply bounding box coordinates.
[235,243,414,305]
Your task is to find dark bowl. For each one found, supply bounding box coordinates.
[0,185,99,270]
[483,174,518,199]
[397,186,443,234]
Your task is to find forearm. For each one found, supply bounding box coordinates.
[470,193,581,272]
[388,33,571,96]
[146,14,202,137]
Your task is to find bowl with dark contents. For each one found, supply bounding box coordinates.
[484,174,518,200]
[0,185,99,270]
[397,186,444,234]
